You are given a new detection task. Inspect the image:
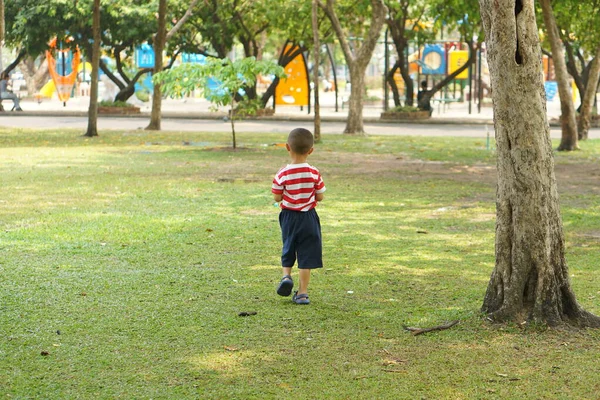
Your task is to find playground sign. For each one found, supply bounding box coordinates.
[448,50,469,79]
[136,44,155,68]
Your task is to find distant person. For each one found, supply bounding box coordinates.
[272,128,326,305]
[417,80,432,116]
[0,75,23,111]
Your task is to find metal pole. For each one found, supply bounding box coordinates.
[468,50,472,115]
[304,50,311,114]
[477,47,482,114]
[383,28,389,111]
[61,42,67,107]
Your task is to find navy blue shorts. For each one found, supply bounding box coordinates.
[279,208,323,269]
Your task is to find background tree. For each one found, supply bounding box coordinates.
[5,0,156,102]
[0,0,4,73]
[156,57,285,149]
[183,0,236,58]
[84,0,101,138]
[317,0,387,134]
[578,45,600,140]
[312,0,321,141]
[146,0,199,131]
[20,56,49,96]
[478,0,600,327]
[145,0,167,131]
[384,0,432,107]
[539,0,578,151]
[259,1,334,108]
[3,0,68,77]
[547,0,600,140]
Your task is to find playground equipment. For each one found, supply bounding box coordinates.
[275,45,309,107]
[383,37,493,114]
[46,37,81,106]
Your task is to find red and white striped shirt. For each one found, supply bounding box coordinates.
[272,163,326,211]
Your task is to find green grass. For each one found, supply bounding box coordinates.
[1,129,600,399]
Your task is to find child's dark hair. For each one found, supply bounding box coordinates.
[287,128,314,154]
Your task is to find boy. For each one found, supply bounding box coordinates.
[272,128,326,305]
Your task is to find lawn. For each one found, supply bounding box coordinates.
[1,128,600,399]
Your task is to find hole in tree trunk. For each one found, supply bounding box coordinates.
[515,0,523,15]
[514,0,523,65]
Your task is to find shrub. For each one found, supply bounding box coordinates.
[99,100,135,108]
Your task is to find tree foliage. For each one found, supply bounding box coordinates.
[155,57,285,148]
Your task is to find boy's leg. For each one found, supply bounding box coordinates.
[298,268,310,295]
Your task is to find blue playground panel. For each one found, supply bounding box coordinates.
[544,81,557,102]
[420,44,446,75]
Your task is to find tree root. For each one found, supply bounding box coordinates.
[403,320,459,336]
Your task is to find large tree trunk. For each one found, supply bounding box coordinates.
[146,0,167,131]
[345,64,366,134]
[539,0,578,151]
[84,0,101,138]
[318,0,387,135]
[478,0,600,327]
[577,46,600,140]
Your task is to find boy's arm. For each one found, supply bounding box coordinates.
[315,172,325,202]
[272,174,284,202]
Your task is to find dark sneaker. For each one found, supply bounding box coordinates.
[292,291,310,305]
[276,275,293,296]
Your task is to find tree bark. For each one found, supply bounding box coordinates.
[539,0,578,151]
[146,0,168,131]
[1,49,26,79]
[84,0,101,138]
[165,0,199,42]
[143,0,197,129]
[386,3,414,107]
[21,56,49,95]
[312,0,321,141]
[563,39,586,105]
[386,62,402,106]
[318,0,387,135]
[0,0,4,74]
[479,0,600,327]
[577,46,600,140]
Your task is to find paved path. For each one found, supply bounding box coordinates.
[0,94,598,138]
[1,115,598,139]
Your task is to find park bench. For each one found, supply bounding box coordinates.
[0,97,22,111]
[431,97,462,114]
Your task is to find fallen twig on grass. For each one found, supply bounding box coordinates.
[402,320,459,336]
